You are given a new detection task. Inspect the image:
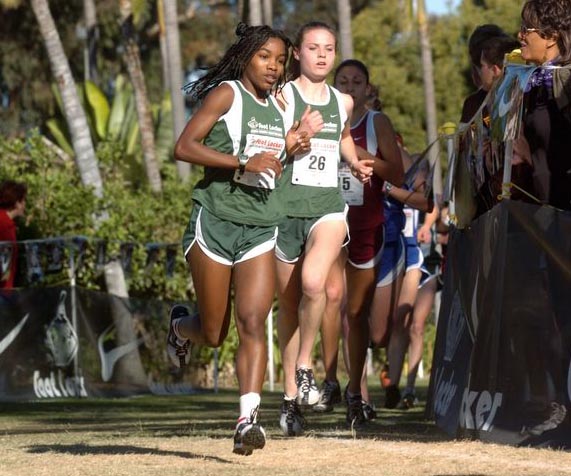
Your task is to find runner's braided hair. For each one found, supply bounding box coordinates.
[183,23,291,101]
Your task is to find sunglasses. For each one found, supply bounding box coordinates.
[520,25,542,36]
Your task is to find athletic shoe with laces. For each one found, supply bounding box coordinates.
[279,398,306,436]
[233,406,266,455]
[523,402,567,436]
[384,384,401,409]
[166,304,192,369]
[313,380,342,413]
[362,401,377,421]
[295,367,319,406]
[346,394,367,429]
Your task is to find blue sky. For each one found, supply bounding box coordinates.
[425,0,461,15]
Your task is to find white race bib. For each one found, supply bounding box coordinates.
[233,133,285,189]
[339,164,364,206]
[403,208,415,238]
[291,138,339,187]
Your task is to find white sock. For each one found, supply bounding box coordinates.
[239,392,261,423]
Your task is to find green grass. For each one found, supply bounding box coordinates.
[0,380,447,443]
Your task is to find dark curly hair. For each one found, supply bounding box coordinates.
[183,23,291,101]
[521,0,571,64]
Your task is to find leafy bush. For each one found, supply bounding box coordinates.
[0,131,236,370]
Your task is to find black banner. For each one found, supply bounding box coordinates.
[0,287,197,400]
[428,201,571,448]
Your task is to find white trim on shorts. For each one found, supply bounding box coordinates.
[187,206,277,267]
[405,246,425,273]
[347,226,385,270]
[275,205,349,264]
[275,245,298,264]
[376,235,406,288]
[235,227,278,265]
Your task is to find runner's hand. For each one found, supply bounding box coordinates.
[286,128,311,156]
[351,158,374,183]
[295,105,324,138]
[245,151,283,177]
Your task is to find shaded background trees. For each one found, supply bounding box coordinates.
[1,0,521,155]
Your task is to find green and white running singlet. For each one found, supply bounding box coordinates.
[278,81,347,217]
[191,80,287,226]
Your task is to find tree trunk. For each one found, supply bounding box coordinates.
[162,0,191,180]
[119,0,163,193]
[157,0,170,90]
[249,0,262,26]
[337,0,354,60]
[31,0,103,198]
[83,0,98,83]
[417,0,442,199]
[262,0,272,26]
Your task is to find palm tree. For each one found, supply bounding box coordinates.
[118,0,163,193]
[249,0,262,25]
[262,0,272,25]
[337,0,354,60]
[162,0,191,180]
[416,0,442,198]
[400,0,442,198]
[30,0,104,198]
[157,0,170,89]
[30,0,146,383]
[83,0,98,83]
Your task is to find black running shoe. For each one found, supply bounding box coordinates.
[166,304,192,369]
[295,367,319,406]
[233,407,266,455]
[399,392,418,410]
[346,394,367,429]
[362,401,377,421]
[279,398,305,436]
[313,380,342,413]
[384,384,401,409]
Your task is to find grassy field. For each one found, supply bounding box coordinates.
[0,383,570,476]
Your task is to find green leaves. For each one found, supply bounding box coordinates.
[45,75,173,165]
[84,80,110,140]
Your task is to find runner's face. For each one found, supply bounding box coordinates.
[334,65,369,108]
[295,28,336,80]
[242,37,287,97]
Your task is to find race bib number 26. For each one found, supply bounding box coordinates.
[291,138,339,188]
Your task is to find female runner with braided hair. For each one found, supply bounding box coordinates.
[166,23,315,455]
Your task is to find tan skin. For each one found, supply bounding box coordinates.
[369,151,434,389]
[174,37,311,396]
[276,28,375,399]
[318,64,405,397]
